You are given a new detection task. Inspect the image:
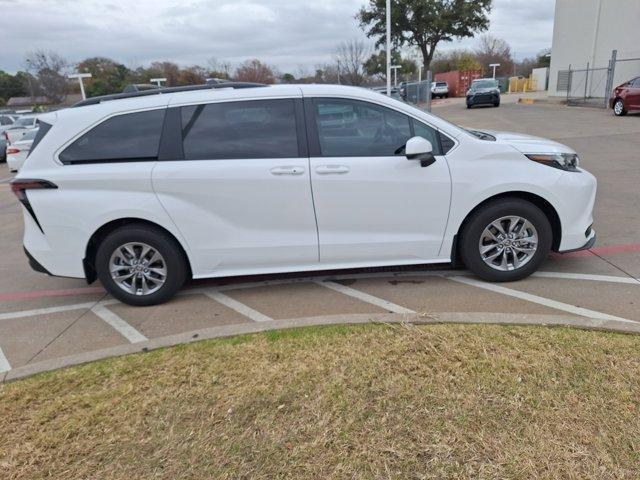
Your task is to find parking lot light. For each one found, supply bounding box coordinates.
[150,77,167,87]
[68,73,92,100]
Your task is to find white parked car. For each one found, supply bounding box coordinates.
[4,114,39,144]
[7,128,38,172]
[12,83,597,306]
[0,114,18,161]
[431,81,449,98]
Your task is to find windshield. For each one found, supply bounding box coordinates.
[471,80,497,89]
[14,117,36,127]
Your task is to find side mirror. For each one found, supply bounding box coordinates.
[406,136,436,167]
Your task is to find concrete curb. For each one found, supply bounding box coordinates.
[3,312,640,383]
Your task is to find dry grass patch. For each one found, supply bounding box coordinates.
[1,323,640,479]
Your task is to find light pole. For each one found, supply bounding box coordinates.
[150,77,167,87]
[68,73,92,100]
[390,65,401,87]
[489,63,500,79]
[386,0,391,96]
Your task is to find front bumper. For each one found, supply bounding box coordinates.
[467,93,499,105]
[554,168,598,252]
[559,231,596,253]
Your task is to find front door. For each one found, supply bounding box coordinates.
[307,98,452,266]
[153,98,318,277]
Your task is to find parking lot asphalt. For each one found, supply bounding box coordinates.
[1,97,639,381]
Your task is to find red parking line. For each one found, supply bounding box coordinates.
[0,286,105,303]
[557,243,640,258]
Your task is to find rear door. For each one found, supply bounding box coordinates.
[152,97,319,277]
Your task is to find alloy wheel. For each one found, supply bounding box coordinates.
[109,242,167,296]
[478,216,539,271]
[614,100,624,115]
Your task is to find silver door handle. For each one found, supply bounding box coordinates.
[269,166,305,176]
[316,165,350,174]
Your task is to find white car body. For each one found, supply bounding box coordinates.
[7,128,37,172]
[14,84,596,293]
[5,114,39,144]
[431,82,449,98]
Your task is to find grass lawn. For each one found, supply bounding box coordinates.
[1,323,640,479]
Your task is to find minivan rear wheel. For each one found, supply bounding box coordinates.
[459,199,552,282]
[96,225,187,306]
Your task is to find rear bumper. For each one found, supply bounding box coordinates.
[24,246,52,275]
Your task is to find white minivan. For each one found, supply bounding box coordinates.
[12,83,597,306]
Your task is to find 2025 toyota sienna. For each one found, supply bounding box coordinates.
[11,83,597,306]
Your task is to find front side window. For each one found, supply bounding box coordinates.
[181,99,299,160]
[60,109,166,164]
[314,99,411,157]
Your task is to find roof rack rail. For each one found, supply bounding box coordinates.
[72,82,267,108]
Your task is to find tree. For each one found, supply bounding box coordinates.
[24,50,70,103]
[280,73,296,83]
[358,0,491,75]
[77,57,129,96]
[0,70,28,103]
[431,50,481,74]
[235,59,276,84]
[207,58,232,80]
[364,50,417,81]
[177,66,207,85]
[474,34,513,76]
[335,40,370,86]
[149,61,181,86]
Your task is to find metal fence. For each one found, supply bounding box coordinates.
[557,50,640,107]
[403,72,433,111]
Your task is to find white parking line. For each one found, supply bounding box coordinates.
[0,347,11,373]
[449,276,637,324]
[316,280,415,314]
[204,289,273,322]
[0,270,638,324]
[91,305,148,343]
[0,302,98,321]
[533,271,640,285]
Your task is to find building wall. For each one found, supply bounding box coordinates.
[548,0,640,96]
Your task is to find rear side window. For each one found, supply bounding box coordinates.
[27,122,52,157]
[59,109,166,164]
[181,99,299,160]
[0,116,13,126]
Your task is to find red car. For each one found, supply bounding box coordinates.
[610,76,640,116]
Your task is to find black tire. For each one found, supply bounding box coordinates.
[96,224,188,306]
[613,99,627,116]
[466,103,472,109]
[459,198,552,282]
[494,101,500,107]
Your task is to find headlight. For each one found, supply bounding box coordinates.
[525,153,580,172]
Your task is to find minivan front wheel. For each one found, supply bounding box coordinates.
[459,199,552,282]
[96,225,187,306]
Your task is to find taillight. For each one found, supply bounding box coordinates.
[6,148,20,155]
[10,179,58,232]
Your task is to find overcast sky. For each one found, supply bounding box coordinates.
[0,0,555,74]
